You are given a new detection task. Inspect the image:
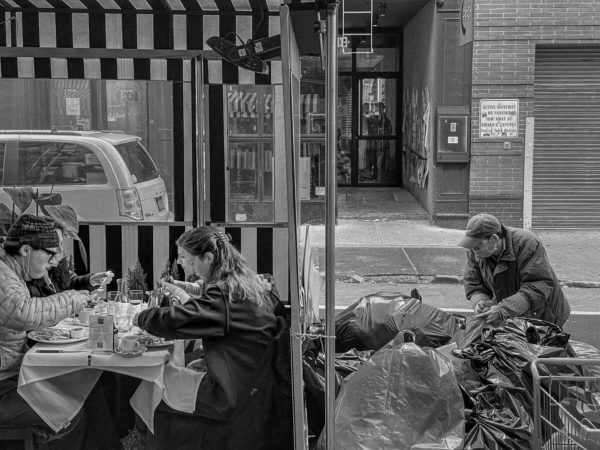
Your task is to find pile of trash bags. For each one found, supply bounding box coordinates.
[303,290,600,449]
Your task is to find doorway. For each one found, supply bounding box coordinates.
[337,33,401,187]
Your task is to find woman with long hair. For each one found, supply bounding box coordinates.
[134,226,284,450]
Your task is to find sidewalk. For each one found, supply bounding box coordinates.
[306,219,600,286]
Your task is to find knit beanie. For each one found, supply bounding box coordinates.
[3,214,59,249]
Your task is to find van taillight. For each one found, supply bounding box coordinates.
[116,188,144,221]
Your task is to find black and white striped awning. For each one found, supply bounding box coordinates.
[0,0,281,52]
[0,0,281,12]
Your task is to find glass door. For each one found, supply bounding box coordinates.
[355,76,398,184]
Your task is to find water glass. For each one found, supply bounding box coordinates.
[147,290,161,309]
[129,289,143,318]
[107,291,119,315]
[115,314,131,333]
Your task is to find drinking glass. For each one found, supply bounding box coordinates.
[115,313,131,333]
[107,291,119,315]
[147,290,161,309]
[129,290,143,321]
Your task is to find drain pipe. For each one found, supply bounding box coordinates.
[325,1,338,448]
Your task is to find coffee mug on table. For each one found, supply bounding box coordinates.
[122,335,140,353]
[78,308,94,324]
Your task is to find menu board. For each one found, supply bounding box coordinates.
[479,99,519,138]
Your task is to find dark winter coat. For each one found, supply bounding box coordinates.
[137,282,290,449]
[463,225,570,327]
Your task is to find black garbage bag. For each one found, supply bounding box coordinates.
[303,349,373,439]
[452,318,571,390]
[451,315,488,347]
[453,318,575,445]
[463,384,534,450]
[568,340,600,379]
[317,334,464,449]
[499,317,570,348]
[335,291,463,352]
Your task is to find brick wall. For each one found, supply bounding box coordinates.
[469,0,600,225]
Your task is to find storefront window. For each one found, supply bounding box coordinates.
[226,85,274,223]
[0,78,179,222]
[338,76,352,185]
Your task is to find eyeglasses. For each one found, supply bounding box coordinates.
[38,247,61,263]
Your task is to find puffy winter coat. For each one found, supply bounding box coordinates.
[463,225,570,327]
[0,248,87,381]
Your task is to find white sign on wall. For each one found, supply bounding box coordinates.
[65,97,80,116]
[479,99,519,138]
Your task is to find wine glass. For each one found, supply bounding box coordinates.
[128,290,143,323]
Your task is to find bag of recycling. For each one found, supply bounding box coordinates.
[319,334,464,449]
[335,291,462,352]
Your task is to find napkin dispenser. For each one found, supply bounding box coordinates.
[89,314,117,352]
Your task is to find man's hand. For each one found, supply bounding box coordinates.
[473,305,504,327]
[474,298,493,314]
[90,271,114,286]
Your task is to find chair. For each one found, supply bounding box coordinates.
[0,426,36,450]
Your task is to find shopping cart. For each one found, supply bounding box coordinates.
[531,358,600,450]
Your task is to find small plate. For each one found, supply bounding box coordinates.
[114,346,147,358]
[137,336,177,348]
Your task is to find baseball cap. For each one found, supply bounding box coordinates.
[459,213,502,249]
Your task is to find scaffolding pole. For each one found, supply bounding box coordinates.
[324,1,338,448]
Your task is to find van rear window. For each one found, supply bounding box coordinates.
[115,141,159,184]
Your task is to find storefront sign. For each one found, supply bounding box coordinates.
[479,99,519,138]
[459,0,474,47]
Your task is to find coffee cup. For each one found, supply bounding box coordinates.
[70,327,85,339]
[78,308,94,324]
[121,335,140,353]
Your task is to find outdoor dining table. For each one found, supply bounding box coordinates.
[17,320,205,434]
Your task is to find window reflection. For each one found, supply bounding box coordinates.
[226,85,274,223]
[0,78,178,222]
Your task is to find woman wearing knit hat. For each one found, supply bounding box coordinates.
[0,214,90,447]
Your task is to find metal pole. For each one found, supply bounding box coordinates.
[325,2,338,449]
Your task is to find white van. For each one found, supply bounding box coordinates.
[0,131,172,222]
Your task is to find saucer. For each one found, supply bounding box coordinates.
[114,346,147,358]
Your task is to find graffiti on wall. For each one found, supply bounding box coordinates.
[402,87,430,188]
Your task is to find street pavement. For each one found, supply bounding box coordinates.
[306,218,600,347]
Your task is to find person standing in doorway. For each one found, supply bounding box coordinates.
[375,102,393,182]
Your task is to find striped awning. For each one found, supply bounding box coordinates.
[301,93,320,113]
[228,90,257,117]
[0,0,282,12]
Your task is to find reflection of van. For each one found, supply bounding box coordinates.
[0,131,172,222]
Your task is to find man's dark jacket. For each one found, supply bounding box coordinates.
[463,225,570,327]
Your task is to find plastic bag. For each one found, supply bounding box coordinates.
[319,334,464,449]
[335,291,462,352]
[463,384,534,450]
[303,349,373,439]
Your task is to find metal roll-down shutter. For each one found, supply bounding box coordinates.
[533,48,600,228]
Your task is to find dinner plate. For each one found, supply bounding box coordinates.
[114,346,147,358]
[28,329,89,344]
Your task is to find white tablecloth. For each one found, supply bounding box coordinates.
[17,325,203,433]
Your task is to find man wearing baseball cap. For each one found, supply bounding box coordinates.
[459,213,570,327]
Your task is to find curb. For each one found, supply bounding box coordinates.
[561,280,600,288]
[334,272,600,288]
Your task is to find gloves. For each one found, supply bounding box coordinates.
[472,294,494,314]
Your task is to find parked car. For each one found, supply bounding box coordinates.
[0,130,173,222]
